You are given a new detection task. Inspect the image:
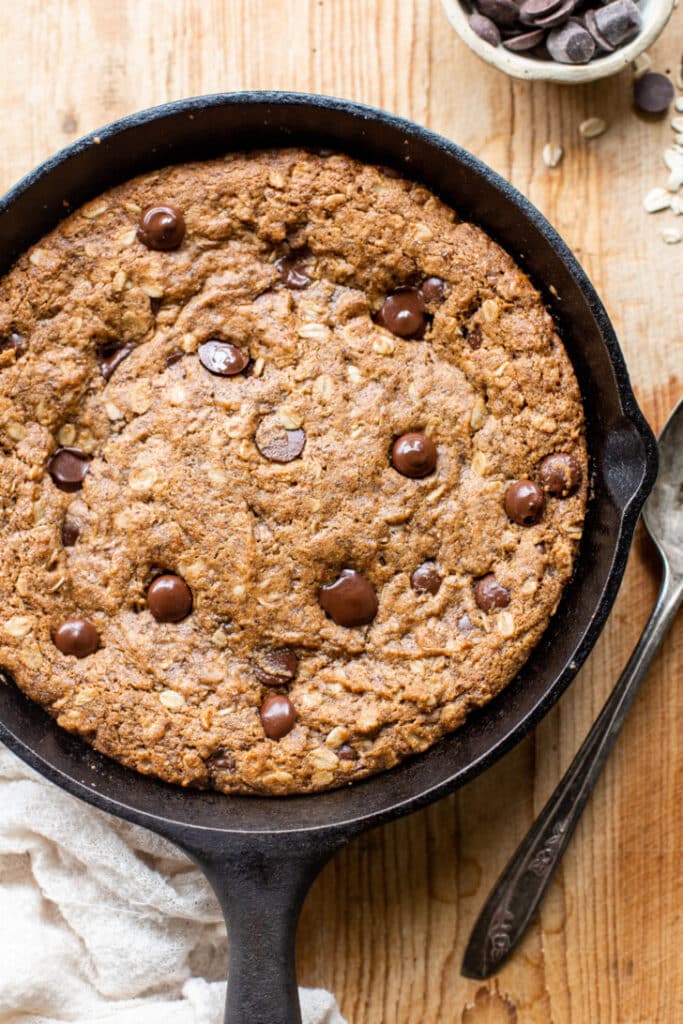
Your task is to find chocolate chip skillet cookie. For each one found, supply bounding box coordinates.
[0,149,587,794]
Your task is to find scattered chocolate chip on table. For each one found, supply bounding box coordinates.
[634,71,676,113]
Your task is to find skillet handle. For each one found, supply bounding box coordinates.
[183,835,343,1024]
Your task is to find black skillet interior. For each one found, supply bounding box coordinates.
[0,93,657,1024]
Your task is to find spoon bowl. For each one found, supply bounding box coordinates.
[643,398,683,575]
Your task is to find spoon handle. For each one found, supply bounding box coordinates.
[462,568,683,980]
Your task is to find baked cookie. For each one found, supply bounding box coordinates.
[0,149,587,794]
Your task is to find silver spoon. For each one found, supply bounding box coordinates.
[462,398,683,980]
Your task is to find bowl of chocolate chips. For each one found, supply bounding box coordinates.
[441,0,674,81]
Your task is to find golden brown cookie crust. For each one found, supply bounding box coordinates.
[0,149,587,794]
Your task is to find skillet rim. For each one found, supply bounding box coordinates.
[0,91,658,838]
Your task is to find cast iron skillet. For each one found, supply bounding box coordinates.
[0,93,657,1024]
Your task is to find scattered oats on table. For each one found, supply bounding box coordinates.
[579,117,607,139]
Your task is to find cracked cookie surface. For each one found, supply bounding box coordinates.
[0,149,587,794]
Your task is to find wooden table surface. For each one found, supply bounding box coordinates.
[4,3,681,1022]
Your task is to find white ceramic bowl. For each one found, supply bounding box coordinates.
[441,0,675,83]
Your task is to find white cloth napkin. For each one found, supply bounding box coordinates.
[0,745,345,1024]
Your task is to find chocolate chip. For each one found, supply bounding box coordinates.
[254,648,299,685]
[471,12,503,44]
[147,574,193,623]
[591,0,641,48]
[503,28,547,50]
[260,694,297,740]
[319,569,378,627]
[98,341,134,381]
[47,448,90,493]
[137,204,186,251]
[419,276,447,305]
[275,255,311,289]
[207,748,235,771]
[504,479,546,525]
[538,452,582,497]
[149,296,163,316]
[509,480,546,528]
[530,0,577,29]
[474,575,510,611]
[476,0,520,27]
[519,0,566,22]
[61,519,80,547]
[377,288,427,338]
[391,432,437,479]
[411,562,442,595]
[466,324,483,349]
[583,10,616,51]
[337,744,359,761]
[0,331,27,357]
[198,340,250,377]
[546,19,596,62]
[255,419,306,463]
[634,72,674,115]
[457,612,475,633]
[165,350,183,367]
[53,619,99,658]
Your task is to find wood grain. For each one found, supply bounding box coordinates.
[2,2,681,1021]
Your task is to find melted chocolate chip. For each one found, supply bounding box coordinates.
[47,448,90,493]
[53,619,99,658]
[337,744,359,761]
[419,277,446,305]
[260,694,297,740]
[254,648,299,686]
[275,255,311,289]
[255,419,306,463]
[206,748,235,771]
[466,324,482,350]
[504,480,546,526]
[98,342,134,381]
[198,340,250,377]
[61,519,80,547]
[391,433,437,479]
[474,575,510,611]
[538,453,582,497]
[147,574,193,623]
[165,350,184,367]
[319,569,378,627]
[0,331,27,357]
[137,204,186,251]
[378,288,427,338]
[411,562,442,595]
